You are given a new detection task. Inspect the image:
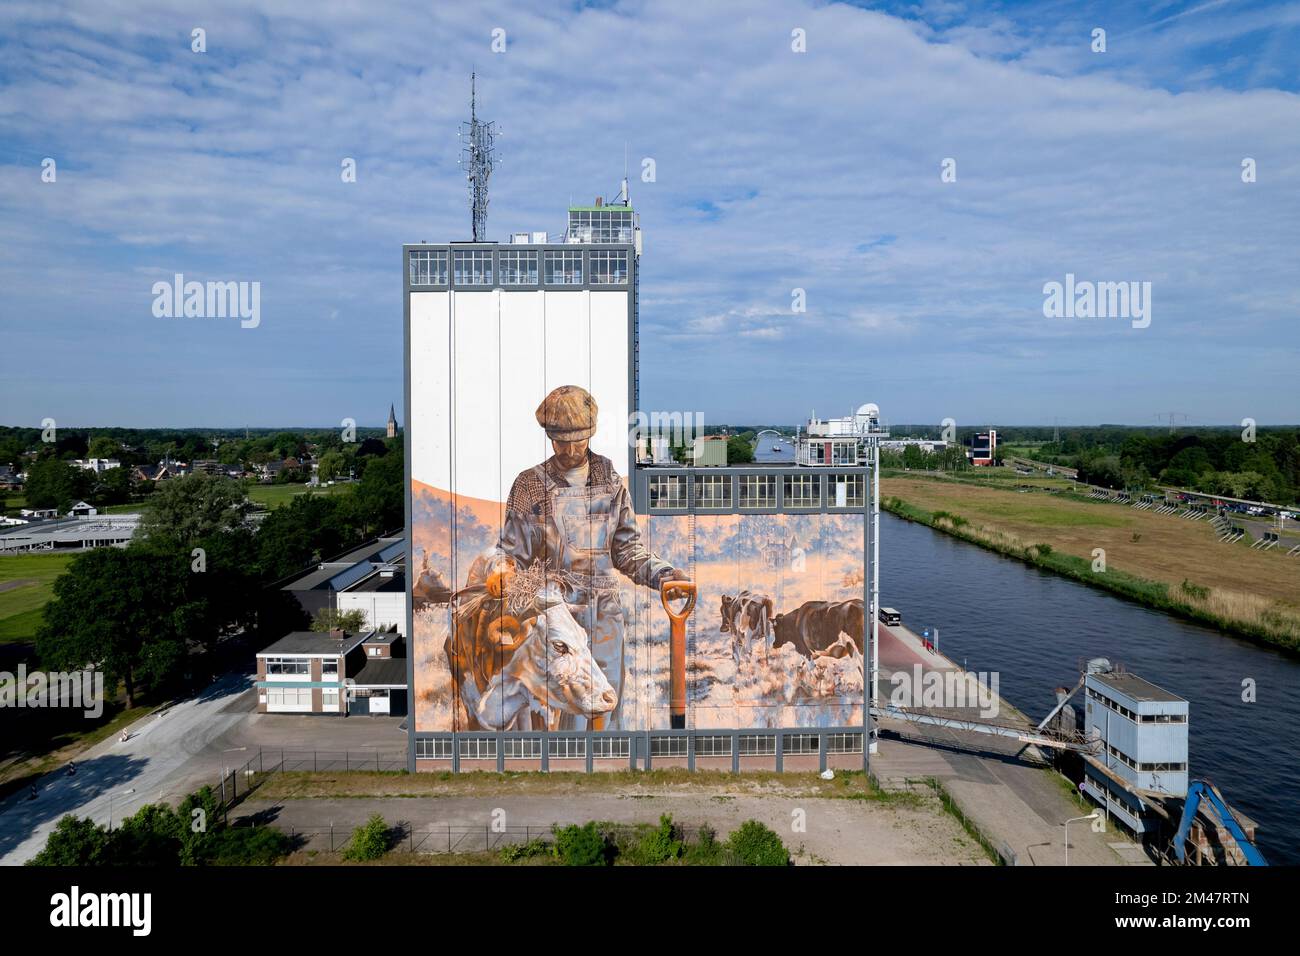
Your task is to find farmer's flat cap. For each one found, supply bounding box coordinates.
[536,385,598,441]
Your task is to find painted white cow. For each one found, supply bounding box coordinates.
[475,585,617,731]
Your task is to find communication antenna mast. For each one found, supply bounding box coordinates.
[458,73,496,241]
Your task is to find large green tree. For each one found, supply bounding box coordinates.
[137,473,252,549]
[23,457,88,511]
[37,547,189,705]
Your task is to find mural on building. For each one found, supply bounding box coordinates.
[410,385,866,734]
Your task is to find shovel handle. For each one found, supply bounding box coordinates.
[661,580,695,730]
[660,580,696,622]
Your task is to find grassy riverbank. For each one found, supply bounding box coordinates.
[881,484,1300,653]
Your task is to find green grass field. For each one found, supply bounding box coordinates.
[246,482,350,510]
[0,552,76,643]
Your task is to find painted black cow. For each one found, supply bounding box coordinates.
[772,599,864,659]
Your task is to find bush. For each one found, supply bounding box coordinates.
[684,823,722,866]
[724,820,790,866]
[552,822,611,866]
[499,837,550,863]
[626,814,683,866]
[204,826,294,866]
[342,814,391,862]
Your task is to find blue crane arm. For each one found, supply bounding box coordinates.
[1174,782,1269,866]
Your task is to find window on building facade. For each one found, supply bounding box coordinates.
[738,734,777,756]
[649,474,687,510]
[548,737,587,759]
[589,250,629,284]
[783,474,820,508]
[783,733,820,755]
[321,689,339,709]
[266,687,312,707]
[694,735,732,756]
[567,209,634,243]
[650,736,688,757]
[830,474,865,508]
[322,658,338,677]
[694,474,732,509]
[544,250,583,285]
[499,249,539,285]
[265,657,309,676]
[459,737,498,759]
[416,738,453,760]
[504,738,542,759]
[453,250,493,286]
[825,733,863,754]
[592,737,631,759]
[409,249,448,285]
[739,475,777,509]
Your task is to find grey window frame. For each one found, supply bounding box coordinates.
[648,474,687,511]
[544,250,583,285]
[453,249,493,286]
[409,249,448,285]
[738,734,777,756]
[650,735,688,757]
[416,738,453,760]
[739,474,777,509]
[589,249,629,285]
[783,474,821,509]
[592,737,631,759]
[694,474,732,509]
[499,249,539,286]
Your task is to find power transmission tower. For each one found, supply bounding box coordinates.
[1155,412,1190,434]
[459,73,496,242]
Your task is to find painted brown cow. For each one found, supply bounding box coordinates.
[772,598,864,659]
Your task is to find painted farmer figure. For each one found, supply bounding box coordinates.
[491,385,688,729]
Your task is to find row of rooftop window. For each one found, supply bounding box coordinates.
[416,732,863,761]
[1086,687,1187,724]
[647,473,866,511]
[409,249,629,287]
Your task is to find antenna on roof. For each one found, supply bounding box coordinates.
[458,72,496,242]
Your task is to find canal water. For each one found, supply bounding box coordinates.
[879,511,1300,866]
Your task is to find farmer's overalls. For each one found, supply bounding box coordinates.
[496,452,672,731]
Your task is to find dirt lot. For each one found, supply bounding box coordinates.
[882,476,1299,608]
[235,781,992,865]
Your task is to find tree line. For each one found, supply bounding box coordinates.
[35,440,404,707]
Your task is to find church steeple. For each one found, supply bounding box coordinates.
[387,403,398,439]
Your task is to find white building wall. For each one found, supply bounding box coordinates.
[337,592,405,635]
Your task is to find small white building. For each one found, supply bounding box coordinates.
[73,459,121,474]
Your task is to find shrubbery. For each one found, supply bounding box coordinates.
[27,784,293,867]
[342,814,392,862]
[552,822,612,866]
[722,820,790,866]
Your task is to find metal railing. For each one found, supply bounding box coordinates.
[215,748,407,810]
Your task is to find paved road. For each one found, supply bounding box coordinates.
[0,671,407,865]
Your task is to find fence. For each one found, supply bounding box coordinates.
[215,748,408,810]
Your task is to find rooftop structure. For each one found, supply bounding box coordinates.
[1081,661,1189,834]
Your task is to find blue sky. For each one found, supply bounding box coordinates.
[1,0,1298,428]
